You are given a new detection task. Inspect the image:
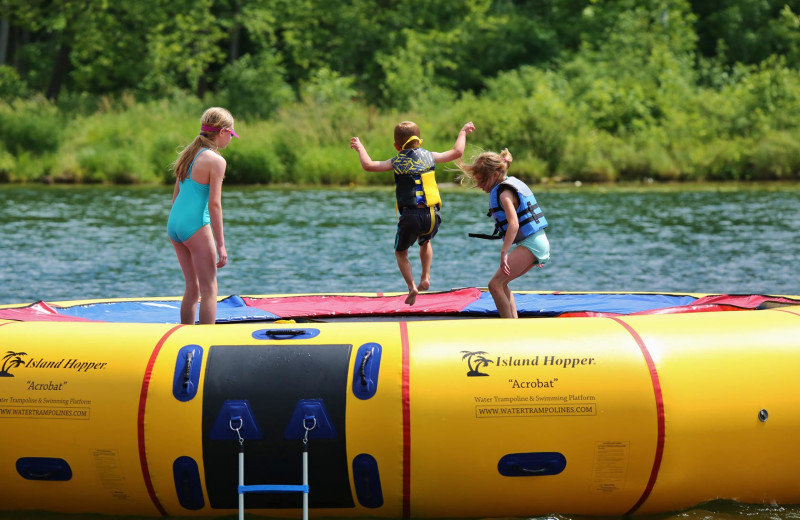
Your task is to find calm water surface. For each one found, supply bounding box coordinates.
[1,184,798,305]
[2,501,800,520]
[0,184,799,520]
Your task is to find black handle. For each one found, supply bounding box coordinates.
[182,350,194,389]
[359,348,374,386]
[264,329,307,339]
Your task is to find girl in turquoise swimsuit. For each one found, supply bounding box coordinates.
[167,107,238,324]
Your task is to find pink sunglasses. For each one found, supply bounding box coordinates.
[201,124,240,138]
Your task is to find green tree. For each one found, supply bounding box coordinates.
[218,50,294,119]
[67,1,168,95]
[564,0,698,134]
[142,0,226,97]
[691,0,800,67]
[2,0,83,99]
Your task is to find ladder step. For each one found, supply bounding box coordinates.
[239,484,309,494]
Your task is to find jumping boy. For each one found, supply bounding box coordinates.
[350,120,475,305]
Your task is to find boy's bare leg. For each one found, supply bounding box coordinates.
[418,241,432,291]
[395,249,419,305]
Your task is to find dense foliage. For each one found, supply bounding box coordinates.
[1,0,799,184]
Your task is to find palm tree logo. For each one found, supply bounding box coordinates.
[1,351,27,377]
[461,350,493,377]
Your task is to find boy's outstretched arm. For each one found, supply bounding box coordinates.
[350,137,393,172]
[432,122,475,163]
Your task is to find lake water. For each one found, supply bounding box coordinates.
[1,500,800,520]
[0,184,799,520]
[1,183,798,306]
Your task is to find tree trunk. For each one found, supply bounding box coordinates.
[196,74,207,99]
[15,28,30,73]
[229,23,240,62]
[229,2,241,62]
[0,17,9,65]
[46,39,71,100]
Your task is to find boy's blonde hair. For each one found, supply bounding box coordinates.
[457,148,513,186]
[172,107,235,181]
[394,121,422,150]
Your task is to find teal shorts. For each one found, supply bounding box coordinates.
[515,230,550,265]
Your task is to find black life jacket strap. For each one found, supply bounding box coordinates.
[521,201,543,224]
[468,232,503,240]
[469,223,504,240]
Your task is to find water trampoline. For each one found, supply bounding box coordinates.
[1,288,799,518]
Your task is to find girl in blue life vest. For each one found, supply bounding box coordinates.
[458,148,550,318]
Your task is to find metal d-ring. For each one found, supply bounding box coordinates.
[303,416,317,445]
[229,417,245,445]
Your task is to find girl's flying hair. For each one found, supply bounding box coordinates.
[457,148,513,186]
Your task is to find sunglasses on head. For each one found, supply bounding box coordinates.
[200,124,240,138]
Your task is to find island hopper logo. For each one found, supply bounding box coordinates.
[1,351,28,377]
[461,350,493,377]
[462,349,593,378]
[1,351,108,377]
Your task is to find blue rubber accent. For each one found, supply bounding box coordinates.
[55,295,279,323]
[461,292,698,316]
[173,456,205,509]
[16,457,72,481]
[352,343,381,400]
[172,345,203,402]
[352,453,383,508]
[284,398,337,440]
[252,328,321,340]
[497,452,567,476]
[239,484,309,493]
[209,400,263,440]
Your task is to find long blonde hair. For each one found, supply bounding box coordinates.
[457,148,513,187]
[172,107,235,181]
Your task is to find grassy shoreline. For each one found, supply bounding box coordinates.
[2,92,800,186]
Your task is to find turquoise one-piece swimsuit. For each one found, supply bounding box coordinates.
[167,149,211,243]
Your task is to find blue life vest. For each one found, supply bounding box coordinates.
[479,177,547,243]
[391,148,441,209]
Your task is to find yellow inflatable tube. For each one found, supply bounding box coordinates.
[1,304,799,518]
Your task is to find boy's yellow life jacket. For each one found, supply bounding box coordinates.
[391,148,442,210]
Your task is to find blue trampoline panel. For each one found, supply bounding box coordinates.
[56,295,279,323]
[461,293,698,316]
